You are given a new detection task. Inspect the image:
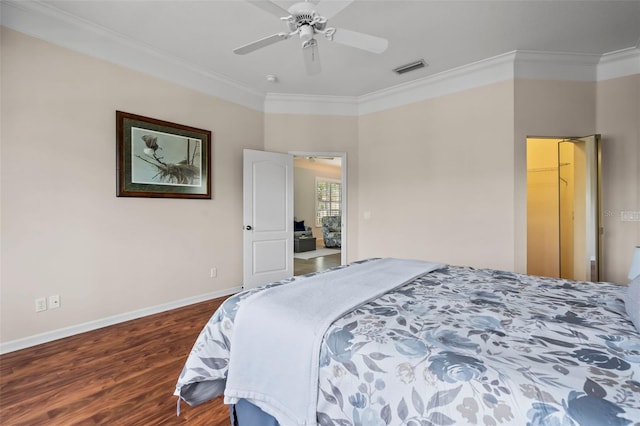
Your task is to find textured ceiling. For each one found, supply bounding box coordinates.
[7,1,640,97]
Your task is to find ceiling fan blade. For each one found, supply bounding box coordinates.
[302,40,321,75]
[314,0,353,19]
[246,0,289,18]
[233,33,290,55]
[330,28,388,54]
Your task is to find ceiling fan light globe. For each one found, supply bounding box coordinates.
[299,25,314,43]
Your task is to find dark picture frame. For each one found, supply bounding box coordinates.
[116,111,212,199]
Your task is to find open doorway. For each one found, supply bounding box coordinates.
[291,152,346,275]
[526,136,601,281]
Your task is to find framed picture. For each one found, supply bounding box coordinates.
[116,111,212,199]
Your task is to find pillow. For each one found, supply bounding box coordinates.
[625,275,640,333]
[294,220,306,232]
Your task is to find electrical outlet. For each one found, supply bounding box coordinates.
[35,298,47,312]
[210,267,217,278]
[49,294,60,309]
[621,211,640,221]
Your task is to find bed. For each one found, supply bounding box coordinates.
[175,258,640,426]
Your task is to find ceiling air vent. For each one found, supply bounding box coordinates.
[393,59,426,75]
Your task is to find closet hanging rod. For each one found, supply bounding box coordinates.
[527,162,571,172]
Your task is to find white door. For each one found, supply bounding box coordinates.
[243,149,293,289]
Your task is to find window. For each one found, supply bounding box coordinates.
[316,178,341,227]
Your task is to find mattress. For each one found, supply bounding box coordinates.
[175,259,640,425]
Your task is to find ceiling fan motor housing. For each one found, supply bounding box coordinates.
[287,2,327,32]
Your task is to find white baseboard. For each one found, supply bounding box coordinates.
[0,287,242,355]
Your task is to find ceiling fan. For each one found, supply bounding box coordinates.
[233,0,389,75]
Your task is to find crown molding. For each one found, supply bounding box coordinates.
[358,51,517,115]
[3,1,638,117]
[0,0,266,112]
[265,52,518,117]
[265,93,359,116]
[513,50,600,81]
[598,46,640,81]
[356,49,635,116]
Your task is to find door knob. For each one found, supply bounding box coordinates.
[245,225,253,230]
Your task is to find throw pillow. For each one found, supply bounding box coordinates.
[294,220,306,232]
[625,276,640,333]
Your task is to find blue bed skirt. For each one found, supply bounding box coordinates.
[232,399,280,426]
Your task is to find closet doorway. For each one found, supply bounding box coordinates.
[291,152,346,275]
[526,136,601,281]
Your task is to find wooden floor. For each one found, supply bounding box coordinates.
[293,252,341,276]
[0,298,229,426]
[0,254,340,426]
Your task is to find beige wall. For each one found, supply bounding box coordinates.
[514,78,639,284]
[1,28,263,343]
[597,75,640,284]
[514,80,597,275]
[264,114,358,261]
[357,81,516,270]
[2,27,638,348]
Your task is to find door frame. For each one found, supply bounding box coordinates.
[525,135,601,281]
[289,151,347,266]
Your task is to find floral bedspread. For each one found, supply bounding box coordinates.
[175,261,640,426]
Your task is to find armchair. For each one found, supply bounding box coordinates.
[321,216,342,248]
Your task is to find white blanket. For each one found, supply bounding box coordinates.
[224,258,443,426]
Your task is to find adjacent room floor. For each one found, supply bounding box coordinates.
[294,252,341,276]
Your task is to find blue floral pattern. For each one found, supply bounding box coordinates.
[176,262,640,426]
[322,216,342,248]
